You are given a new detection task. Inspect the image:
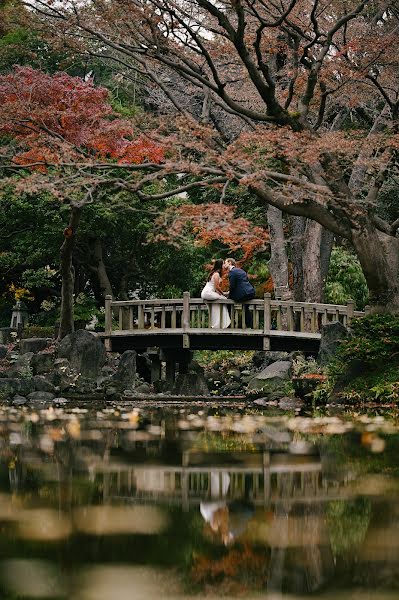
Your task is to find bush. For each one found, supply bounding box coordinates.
[317,315,399,404]
[325,247,368,310]
[22,325,55,339]
[337,315,399,364]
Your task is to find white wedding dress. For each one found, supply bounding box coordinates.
[201,275,231,329]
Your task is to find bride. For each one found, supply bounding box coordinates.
[201,259,231,329]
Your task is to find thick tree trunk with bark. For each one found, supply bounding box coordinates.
[92,238,113,298]
[303,220,323,303]
[291,217,333,303]
[353,228,399,314]
[267,205,292,300]
[58,206,82,340]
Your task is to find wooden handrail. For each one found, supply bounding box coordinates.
[104,292,365,336]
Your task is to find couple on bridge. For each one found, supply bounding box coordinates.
[201,258,255,328]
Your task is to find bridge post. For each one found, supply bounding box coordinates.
[346,299,354,325]
[104,294,112,351]
[182,291,190,348]
[263,293,271,350]
[182,292,190,330]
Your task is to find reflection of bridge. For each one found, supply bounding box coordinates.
[99,451,352,508]
[101,293,363,354]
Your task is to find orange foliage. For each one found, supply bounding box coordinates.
[191,543,268,593]
[0,66,164,167]
[153,203,268,265]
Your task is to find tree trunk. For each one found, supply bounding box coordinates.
[353,228,399,313]
[92,238,113,298]
[58,206,82,340]
[267,205,292,300]
[320,228,334,301]
[291,216,306,301]
[303,220,323,303]
[291,218,333,303]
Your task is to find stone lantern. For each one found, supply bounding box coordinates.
[10,301,29,330]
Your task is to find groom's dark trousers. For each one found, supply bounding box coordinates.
[228,267,256,328]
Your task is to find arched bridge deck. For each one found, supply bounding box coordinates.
[100,293,362,354]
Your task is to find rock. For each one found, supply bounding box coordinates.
[33,375,55,393]
[31,351,54,375]
[53,397,68,405]
[13,395,28,406]
[204,370,221,383]
[101,366,115,377]
[136,352,151,382]
[227,369,241,381]
[189,360,205,375]
[0,344,7,359]
[20,338,50,354]
[318,322,350,366]
[51,359,76,392]
[172,373,209,396]
[11,352,34,376]
[105,385,119,398]
[223,381,242,394]
[134,382,152,395]
[278,396,304,410]
[58,330,106,379]
[252,351,290,368]
[253,397,269,407]
[113,350,136,390]
[27,391,55,402]
[248,360,291,391]
[74,377,97,395]
[0,378,33,399]
[0,378,22,398]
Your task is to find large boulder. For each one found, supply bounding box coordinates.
[248,360,291,391]
[33,375,55,393]
[10,352,34,377]
[172,373,209,396]
[0,378,34,399]
[318,322,350,366]
[32,350,55,375]
[113,350,136,390]
[20,338,50,354]
[58,330,106,379]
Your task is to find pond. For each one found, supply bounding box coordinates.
[0,400,399,599]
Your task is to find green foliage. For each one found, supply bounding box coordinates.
[337,315,399,364]
[317,315,399,404]
[327,498,371,555]
[22,325,55,339]
[292,356,324,377]
[195,350,254,369]
[325,247,368,310]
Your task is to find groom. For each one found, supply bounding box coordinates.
[224,258,256,328]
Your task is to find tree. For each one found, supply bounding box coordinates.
[152,202,269,266]
[0,66,163,337]
[26,0,399,312]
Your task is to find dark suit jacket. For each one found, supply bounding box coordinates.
[228,268,255,302]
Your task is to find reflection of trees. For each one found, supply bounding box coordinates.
[267,473,334,595]
[353,500,399,589]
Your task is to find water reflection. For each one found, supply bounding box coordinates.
[0,404,398,598]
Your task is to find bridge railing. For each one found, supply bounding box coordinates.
[104,293,365,336]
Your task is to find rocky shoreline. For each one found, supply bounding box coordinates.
[0,323,344,407]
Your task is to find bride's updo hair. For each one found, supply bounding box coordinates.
[208,258,224,280]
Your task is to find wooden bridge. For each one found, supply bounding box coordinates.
[98,450,355,508]
[101,293,362,354]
